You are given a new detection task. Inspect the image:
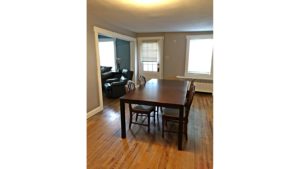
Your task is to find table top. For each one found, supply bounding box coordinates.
[120,79,188,107]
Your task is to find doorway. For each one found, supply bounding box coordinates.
[93,26,137,109]
[137,37,164,81]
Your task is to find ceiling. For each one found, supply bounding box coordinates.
[87,0,213,33]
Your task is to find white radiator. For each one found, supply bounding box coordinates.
[194,81,213,93]
[177,76,213,93]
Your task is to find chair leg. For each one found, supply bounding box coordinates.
[147,113,150,133]
[156,110,159,124]
[162,117,165,138]
[135,113,139,121]
[153,110,156,125]
[129,112,132,129]
[185,123,188,140]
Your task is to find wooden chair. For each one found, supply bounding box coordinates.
[162,84,196,139]
[126,80,136,92]
[187,79,195,95]
[138,75,146,86]
[137,75,160,120]
[126,80,157,133]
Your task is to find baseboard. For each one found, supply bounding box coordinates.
[87,106,102,119]
[196,91,213,94]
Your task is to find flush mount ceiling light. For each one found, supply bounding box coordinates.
[120,0,178,8]
[134,0,163,4]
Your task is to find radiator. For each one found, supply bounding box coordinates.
[194,81,213,93]
[176,75,213,93]
[194,82,213,93]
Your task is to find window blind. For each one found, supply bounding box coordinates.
[188,39,213,74]
[140,41,159,62]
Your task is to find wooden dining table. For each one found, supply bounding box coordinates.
[120,79,188,150]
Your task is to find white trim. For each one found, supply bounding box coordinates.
[94,31,104,112]
[137,36,164,40]
[87,106,102,119]
[94,26,136,42]
[130,42,134,72]
[130,41,138,83]
[113,38,117,71]
[93,26,137,110]
[186,34,212,39]
[134,41,138,83]
[159,38,164,79]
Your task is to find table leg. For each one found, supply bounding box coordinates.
[178,106,183,150]
[120,99,126,138]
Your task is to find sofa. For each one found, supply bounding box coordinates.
[100,66,115,87]
[103,69,133,98]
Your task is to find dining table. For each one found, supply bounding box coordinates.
[119,79,188,150]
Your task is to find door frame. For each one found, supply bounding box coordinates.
[93,26,137,110]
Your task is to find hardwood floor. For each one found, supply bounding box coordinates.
[87,93,213,169]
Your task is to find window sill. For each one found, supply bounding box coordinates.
[176,75,213,83]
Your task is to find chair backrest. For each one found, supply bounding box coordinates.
[128,71,134,80]
[121,69,130,79]
[188,79,195,91]
[126,80,136,110]
[139,75,146,86]
[126,80,136,93]
[184,84,196,120]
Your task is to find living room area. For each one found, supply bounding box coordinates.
[98,34,134,99]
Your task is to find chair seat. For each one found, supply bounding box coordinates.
[162,108,181,118]
[132,105,155,112]
[162,84,195,139]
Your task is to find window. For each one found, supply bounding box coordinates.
[185,35,213,78]
[140,41,159,72]
[98,40,116,71]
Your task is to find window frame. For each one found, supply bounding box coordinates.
[185,34,213,79]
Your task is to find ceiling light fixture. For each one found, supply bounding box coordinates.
[120,0,177,8]
[135,0,162,4]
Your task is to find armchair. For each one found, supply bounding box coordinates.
[103,80,127,98]
[104,69,133,84]
[103,69,134,98]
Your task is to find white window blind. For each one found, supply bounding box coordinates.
[140,41,159,62]
[188,39,213,74]
[185,35,213,78]
[140,41,159,72]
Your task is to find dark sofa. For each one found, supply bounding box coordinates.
[103,69,133,98]
[100,66,115,87]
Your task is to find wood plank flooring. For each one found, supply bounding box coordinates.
[87,93,213,169]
